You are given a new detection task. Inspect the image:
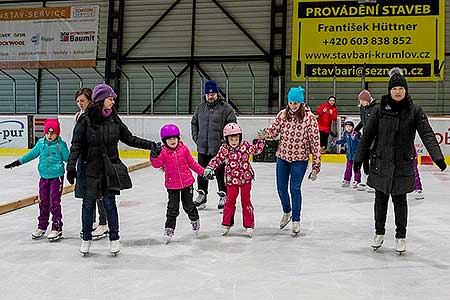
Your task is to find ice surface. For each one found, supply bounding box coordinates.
[0,158,449,300]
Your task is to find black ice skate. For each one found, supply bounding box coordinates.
[217,191,226,213]
[194,190,207,210]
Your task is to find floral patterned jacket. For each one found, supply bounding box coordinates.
[208,139,265,185]
[265,108,321,173]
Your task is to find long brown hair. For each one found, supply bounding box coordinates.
[283,103,306,121]
[74,87,93,102]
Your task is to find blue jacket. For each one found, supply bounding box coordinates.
[335,131,360,160]
[19,136,69,179]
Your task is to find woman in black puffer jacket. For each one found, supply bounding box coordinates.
[354,68,446,254]
[67,83,157,256]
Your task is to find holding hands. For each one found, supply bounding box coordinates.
[257,128,266,140]
[150,142,162,158]
[203,167,215,180]
[67,169,77,185]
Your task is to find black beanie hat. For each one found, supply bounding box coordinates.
[388,67,408,93]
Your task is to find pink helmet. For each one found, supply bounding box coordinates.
[223,123,242,137]
[160,124,180,140]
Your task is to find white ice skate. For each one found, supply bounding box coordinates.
[194,190,207,210]
[352,181,359,189]
[217,191,226,213]
[110,240,121,256]
[222,225,231,236]
[92,224,108,240]
[47,230,62,242]
[279,212,292,230]
[246,227,254,238]
[191,219,200,237]
[31,228,46,240]
[412,190,424,200]
[366,186,375,193]
[164,228,174,244]
[371,234,384,251]
[341,180,350,187]
[292,221,300,237]
[80,240,91,256]
[395,238,406,255]
[356,182,367,191]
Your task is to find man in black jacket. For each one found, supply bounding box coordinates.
[191,80,237,211]
[354,68,446,254]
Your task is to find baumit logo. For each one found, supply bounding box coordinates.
[60,31,95,43]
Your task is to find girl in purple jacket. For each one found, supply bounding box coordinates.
[150,124,207,242]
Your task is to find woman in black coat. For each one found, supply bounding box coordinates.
[354,68,446,254]
[67,83,157,255]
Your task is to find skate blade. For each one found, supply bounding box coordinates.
[32,235,45,240]
[280,221,291,230]
[47,233,63,242]
[111,251,120,256]
[197,204,206,210]
[80,251,89,256]
[92,233,108,241]
[372,246,382,251]
[291,232,300,237]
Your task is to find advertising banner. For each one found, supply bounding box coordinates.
[415,118,450,156]
[0,6,99,69]
[291,0,445,82]
[0,116,28,148]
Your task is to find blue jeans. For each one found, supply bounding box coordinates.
[276,158,308,222]
[82,193,119,241]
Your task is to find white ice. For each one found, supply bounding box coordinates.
[0,157,449,300]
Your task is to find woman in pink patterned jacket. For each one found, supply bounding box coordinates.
[150,124,208,242]
[205,123,265,237]
[264,86,321,236]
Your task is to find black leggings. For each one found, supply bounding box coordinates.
[319,131,329,148]
[374,191,407,238]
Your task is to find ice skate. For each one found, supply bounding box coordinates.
[356,182,367,191]
[110,240,121,256]
[194,190,207,210]
[80,240,91,256]
[222,225,231,236]
[217,191,226,213]
[191,219,200,237]
[246,227,254,238]
[164,228,174,243]
[92,224,108,240]
[352,181,359,189]
[395,238,406,255]
[341,180,350,187]
[366,186,375,193]
[47,230,62,242]
[371,234,384,251]
[31,228,46,240]
[412,190,424,200]
[280,212,292,230]
[292,221,300,237]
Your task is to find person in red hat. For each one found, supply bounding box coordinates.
[4,119,69,242]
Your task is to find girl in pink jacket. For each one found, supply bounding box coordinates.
[205,123,265,237]
[150,124,207,242]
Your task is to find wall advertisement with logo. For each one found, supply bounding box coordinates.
[415,118,450,157]
[0,6,99,69]
[291,0,445,82]
[0,116,28,148]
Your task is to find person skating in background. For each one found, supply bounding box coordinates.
[331,119,361,188]
[67,83,158,255]
[316,96,338,154]
[191,80,237,211]
[150,124,208,243]
[4,119,69,241]
[74,87,109,240]
[264,86,321,236]
[354,89,377,193]
[204,123,265,237]
[354,68,446,254]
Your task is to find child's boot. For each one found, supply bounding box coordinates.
[191,219,200,236]
[164,228,174,243]
[80,240,91,255]
[110,239,121,255]
[246,227,254,238]
[47,230,62,242]
[222,225,231,236]
[341,180,350,187]
[217,191,226,213]
[194,190,207,210]
[292,221,300,236]
[92,224,108,240]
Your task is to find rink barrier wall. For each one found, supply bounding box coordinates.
[0,161,150,215]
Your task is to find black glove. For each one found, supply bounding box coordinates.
[67,170,77,185]
[353,161,362,173]
[4,160,21,169]
[150,142,162,158]
[435,159,447,171]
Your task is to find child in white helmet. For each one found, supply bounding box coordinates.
[204,123,265,237]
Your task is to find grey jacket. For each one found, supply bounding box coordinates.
[191,99,236,156]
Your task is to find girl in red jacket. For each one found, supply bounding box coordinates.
[150,124,208,242]
[316,96,338,153]
[204,123,265,237]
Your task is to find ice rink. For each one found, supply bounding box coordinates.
[0,157,449,300]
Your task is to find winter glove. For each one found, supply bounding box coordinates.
[330,139,337,147]
[350,131,360,141]
[353,161,362,174]
[203,167,215,180]
[257,128,266,139]
[67,170,77,185]
[4,160,21,169]
[150,142,162,158]
[435,159,447,171]
[308,170,318,181]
